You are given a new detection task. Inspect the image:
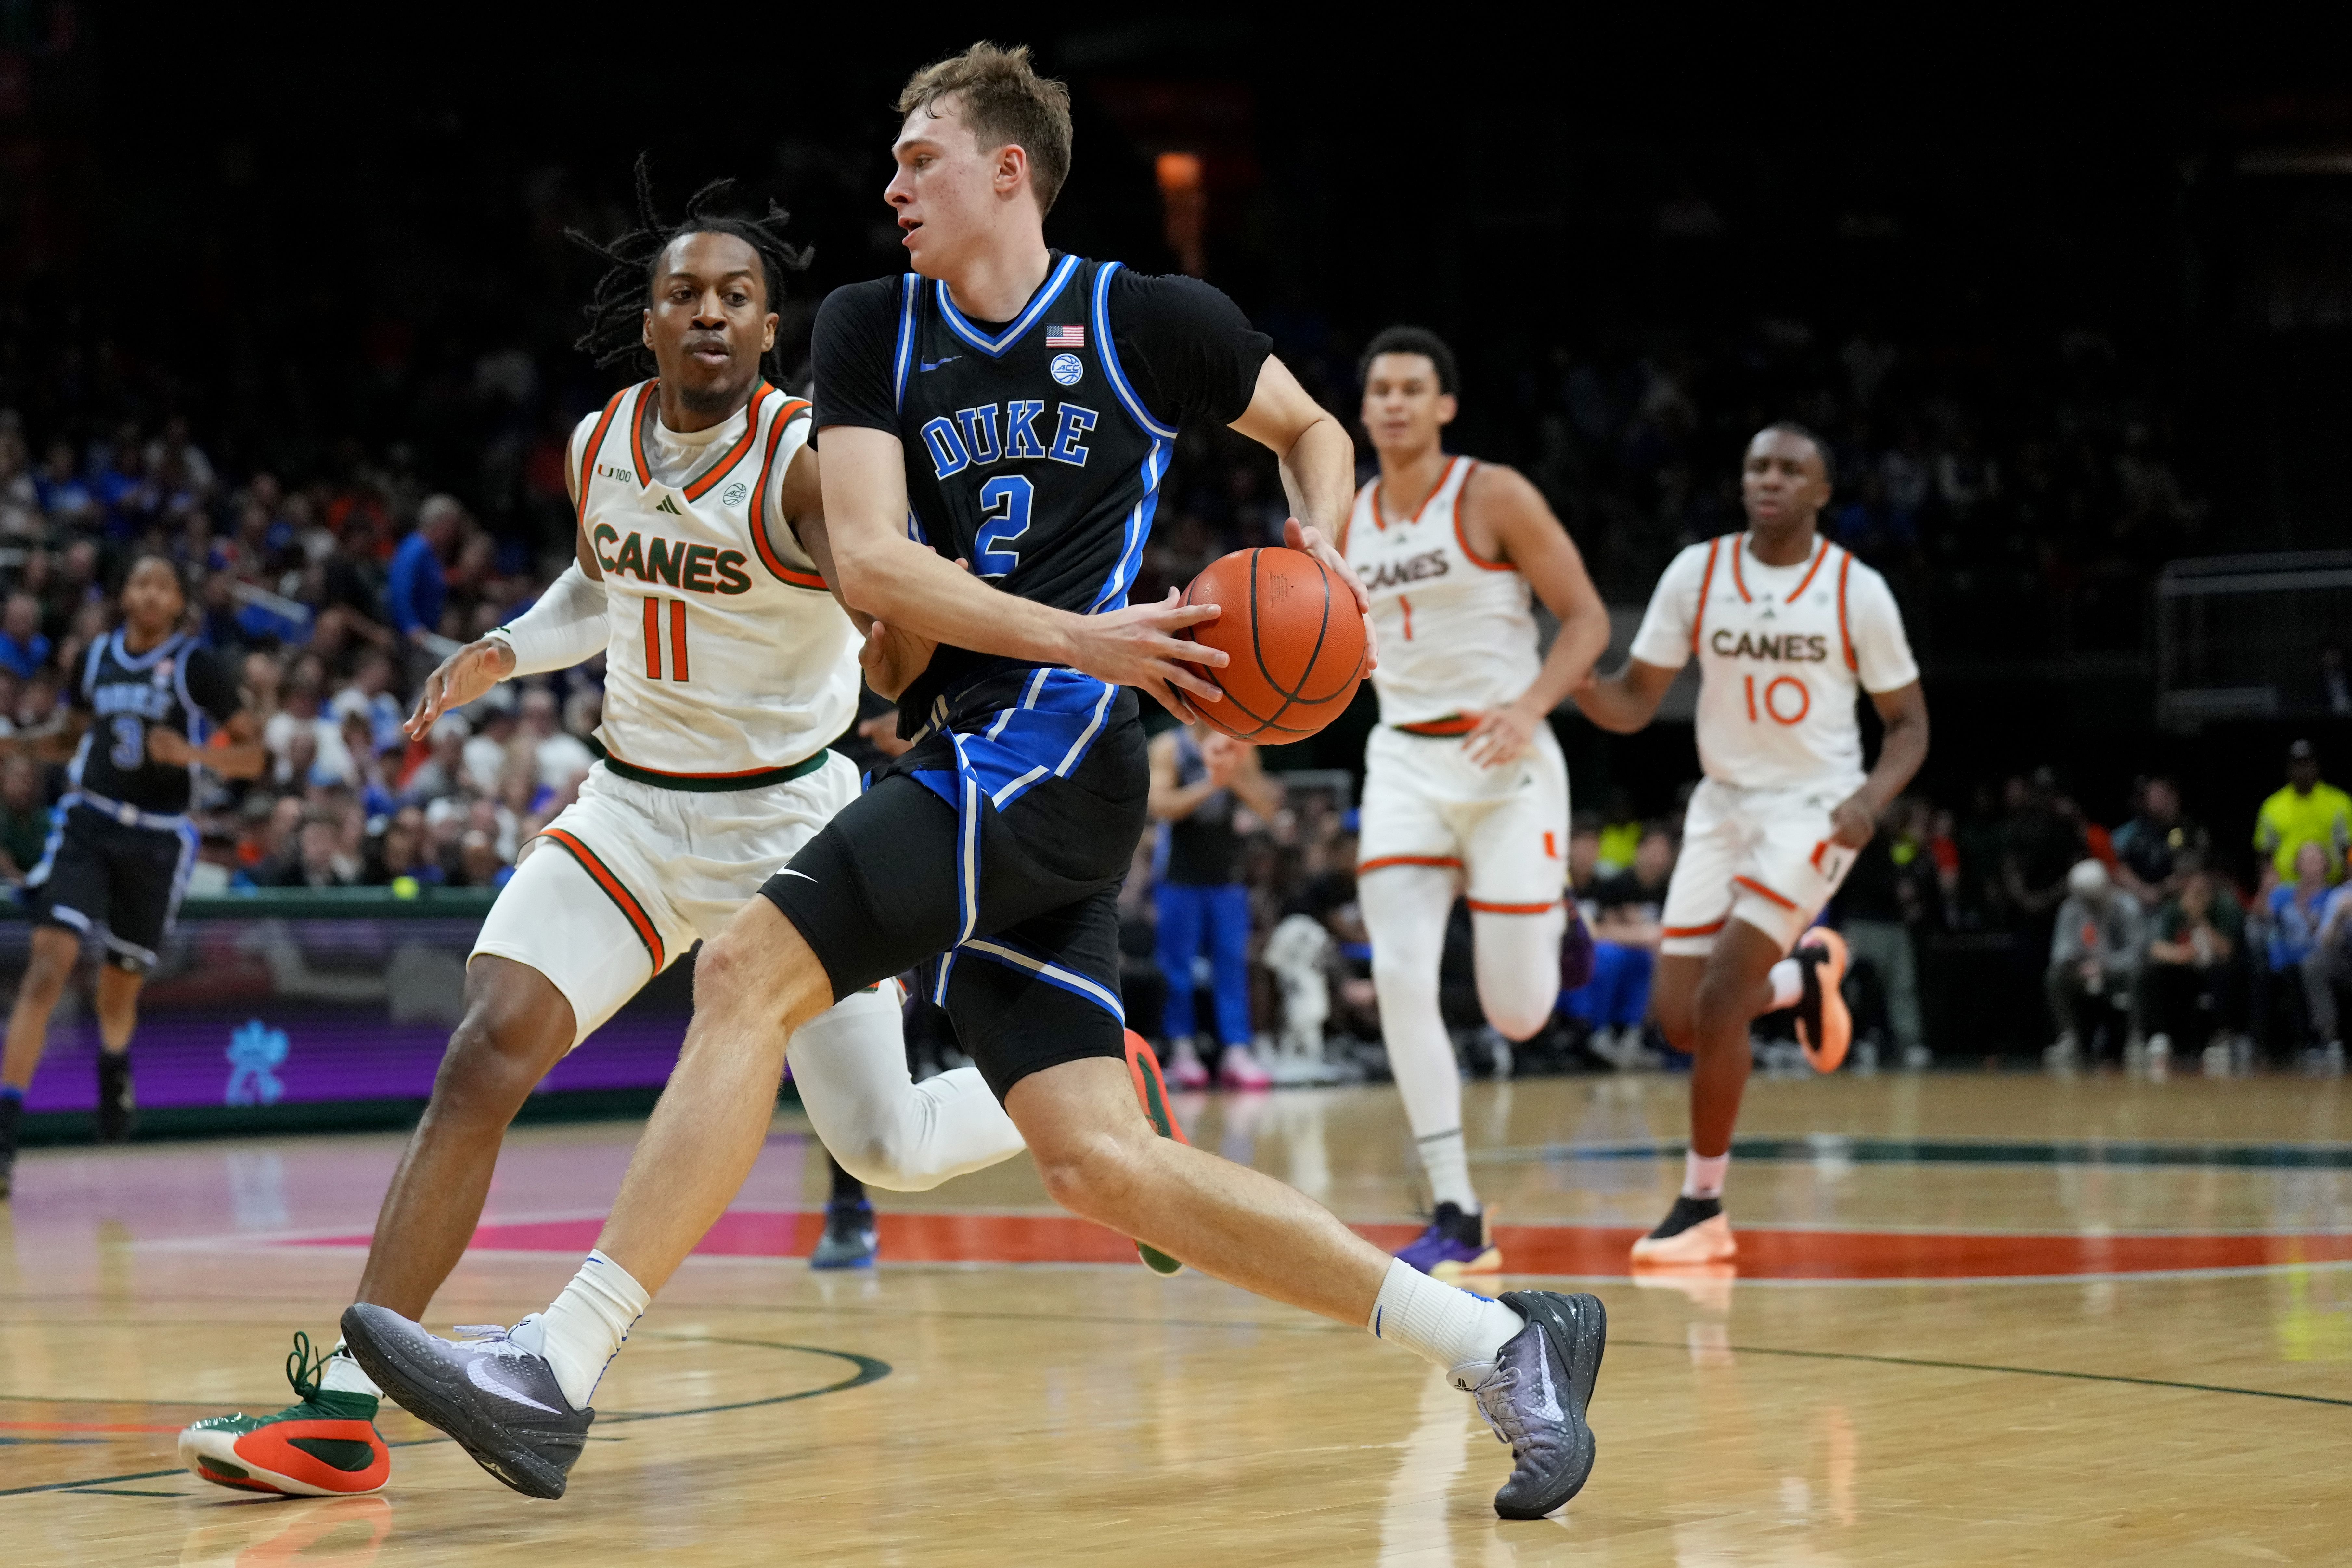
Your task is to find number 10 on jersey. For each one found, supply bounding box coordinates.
[643,598,689,682]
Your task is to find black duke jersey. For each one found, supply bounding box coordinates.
[812,253,1270,726]
[68,629,241,817]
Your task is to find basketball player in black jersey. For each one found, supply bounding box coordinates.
[345,44,1608,1520]
[0,557,265,1196]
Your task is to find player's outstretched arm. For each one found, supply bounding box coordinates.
[820,425,1231,719]
[1828,680,1930,848]
[1571,658,1680,735]
[1460,465,1612,769]
[1230,357,1376,666]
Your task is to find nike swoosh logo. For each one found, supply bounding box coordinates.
[918,357,959,372]
[466,1356,563,1415]
[778,869,817,883]
[1529,1329,1565,1422]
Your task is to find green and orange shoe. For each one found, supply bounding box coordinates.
[1124,1030,1190,1277]
[179,1332,391,1496]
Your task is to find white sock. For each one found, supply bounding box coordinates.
[508,1249,651,1410]
[1766,958,1803,1010]
[1683,1149,1729,1199]
[323,1340,382,1399]
[1416,1129,1478,1212]
[1366,1258,1525,1390]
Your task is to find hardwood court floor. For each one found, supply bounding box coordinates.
[5,1069,2351,1565]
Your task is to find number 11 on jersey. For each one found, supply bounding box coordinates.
[643,598,689,682]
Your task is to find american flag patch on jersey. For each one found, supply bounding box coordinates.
[1045,324,1085,348]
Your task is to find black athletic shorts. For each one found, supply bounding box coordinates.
[28,800,199,972]
[762,672,1146,1102]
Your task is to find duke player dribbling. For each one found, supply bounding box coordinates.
[342,42,1610,1519]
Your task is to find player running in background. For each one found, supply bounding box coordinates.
[0,557,267,1196]
[1575,423,1928,1265]
[177,172,1027,1498]
[1344,328,1611,1279]
[1147,719,1281,1089]
[342,44,1609,1522]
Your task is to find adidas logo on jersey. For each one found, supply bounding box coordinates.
[654,495,683,516]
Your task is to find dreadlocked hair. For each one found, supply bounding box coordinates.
[565,154,814,383]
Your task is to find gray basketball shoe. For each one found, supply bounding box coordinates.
[1470,1290,1607,1519]
[340,1304,594,1499]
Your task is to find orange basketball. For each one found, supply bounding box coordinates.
[1180,548,1367,744]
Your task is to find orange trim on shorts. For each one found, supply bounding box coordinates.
[1809,839,1831,871]
[1452,461,1512,572]
[1396,714,1479,736]
[1662,919,1728,938]
[1691,536,1722,654]
[1466,897,1563,915]
[540,828,665,971]
[1732,874,1798,911]
[1358,854,1462,873]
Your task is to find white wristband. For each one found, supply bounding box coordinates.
[487,564,608,677]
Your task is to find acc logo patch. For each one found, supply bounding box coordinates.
[1050,352,1084,387]
[720,482,749,507]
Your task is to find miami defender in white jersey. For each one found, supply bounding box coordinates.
[179,212,1024,1500]
[1344,328,1610,1279]
[1577,423,1928,1266]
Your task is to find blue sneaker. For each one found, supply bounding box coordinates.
[1395,1201,1501,1281]
[810,1198,878,1269]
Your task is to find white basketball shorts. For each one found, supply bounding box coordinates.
[472,754,861,1044]
[1357,722,1570,913]
[1658,776,1859,957]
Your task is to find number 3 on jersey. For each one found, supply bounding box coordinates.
[642,598,690,682]
[974,474,1033,579]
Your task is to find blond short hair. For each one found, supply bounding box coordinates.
[898,42,1073,214]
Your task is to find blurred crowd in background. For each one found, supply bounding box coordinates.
[0,385,2343,1073]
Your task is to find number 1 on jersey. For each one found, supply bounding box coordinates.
[643,598,689,682]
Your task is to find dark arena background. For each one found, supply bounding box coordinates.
[4,8,2351,1562]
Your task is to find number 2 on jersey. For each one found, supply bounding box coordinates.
[642,598,689,682]
[974,474,1033,579]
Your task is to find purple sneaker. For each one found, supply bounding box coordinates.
[1558,908,1596,992]
[1395,1201,1502,1281]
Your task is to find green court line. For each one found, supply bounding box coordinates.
[0,1334,889,1501]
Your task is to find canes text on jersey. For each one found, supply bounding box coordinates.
[1710,629,1831,663]
[590,525,755,595]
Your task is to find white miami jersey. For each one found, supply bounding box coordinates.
[1628,532,1919,794]
[568,380,858,784]
[1340,456,1540,729]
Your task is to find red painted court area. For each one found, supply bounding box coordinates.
[287,1212,2352,1281]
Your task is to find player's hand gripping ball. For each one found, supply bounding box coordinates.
[1181,548,1367,743]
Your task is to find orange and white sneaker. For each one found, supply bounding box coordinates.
[179,1333,390,1496]
[1792,928,1852,1073]
[1124,1030,1190,1276]
[1629,1196,1738,1266]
